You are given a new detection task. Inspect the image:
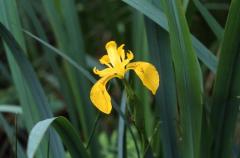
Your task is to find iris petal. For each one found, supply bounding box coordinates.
[127,62,160,94]
[99,55,111,67]
[90,75,115,114]
[105,41,121,66]
[93,67,115,77]
[117,44,125,61]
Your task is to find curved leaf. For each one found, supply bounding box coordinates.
[27,116,89,158]
[121,0,217,73]
[0,22,65,158]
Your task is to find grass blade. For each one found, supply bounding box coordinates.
[210,0,240,157]
[23,30,96,83]
[117,92,127,158]
[40,2,97,150]
[0,114,26,158]
[193,0,224,40]
[27,116,89,158]
[162,0,203,158]
[132,12,153,138]
[0,105,22,114]
[121,0,217,73]
[0,22,65,158]
[19,0,82,130]
[145,7,179,158]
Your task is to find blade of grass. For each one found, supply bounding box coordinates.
[162,0,203,158]
[193,0,224,40]
[19,0,81,130]
[0,105,22,114]
[0,114,26,158]
[0,1,50,157]
[145,5,179,158]
[0,22,65,158]
[132,11,153,138]
[27,116,89,158]
[183,0,190,11]
[210,0,240,158]
[118,91,127,158]
[112,100,140,158]
[204,3,229,11]
[86,112,101,150]
[40,3,97,151]
[0,61,11,82]
[23,30,95,83]
[121,0,217,73]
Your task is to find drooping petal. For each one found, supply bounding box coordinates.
[90,75,115,114]
[105,41,121,66]
[127,62,160,94]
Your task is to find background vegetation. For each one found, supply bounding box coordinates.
[0,0,239,158]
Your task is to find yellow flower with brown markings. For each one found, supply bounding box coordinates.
[90,41,160,114]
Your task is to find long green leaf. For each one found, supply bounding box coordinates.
[211,0,240,158]
[19,0,82,130]
[27,116,89,158]
[145,1,179,157]
[23,30,95,83]
[0,105,22,114]
[40,2,97,149]
[162,0,202,158]
[0,114,26,158]
[121,0,217,73]
[117,92,127,158]
[132,12,154,138]
[193,0,224,40]
[0,22,65,158]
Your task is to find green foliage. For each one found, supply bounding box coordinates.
[27,116,89,158]
[0,0,239,158]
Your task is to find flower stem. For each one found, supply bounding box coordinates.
[122,78,154,157]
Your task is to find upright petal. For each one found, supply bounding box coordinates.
[99,55,112,67]
[127,62,160,94]
[106,41,121,66]
[90,75,115,114]
[117,44,125,61]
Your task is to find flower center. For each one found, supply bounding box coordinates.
[115,65,125,79]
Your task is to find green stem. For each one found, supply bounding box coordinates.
[15,114,17,158]
[123,78,154,157]
[86,112,101,149]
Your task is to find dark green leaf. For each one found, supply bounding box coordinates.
[121,0,217,73]
[211,0,240,157]
[27,116,89,158]
[162,0,203,158]
[0,22,65,158]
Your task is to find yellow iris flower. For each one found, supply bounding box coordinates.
[90,41,160,114]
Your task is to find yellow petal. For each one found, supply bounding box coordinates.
[99,55,111,67]
[105,41,121,66]
[93,67,115,77]
[117,44,125,61]
[126,51,134,61]
[127,62,160,94]
[90,75,115,114]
